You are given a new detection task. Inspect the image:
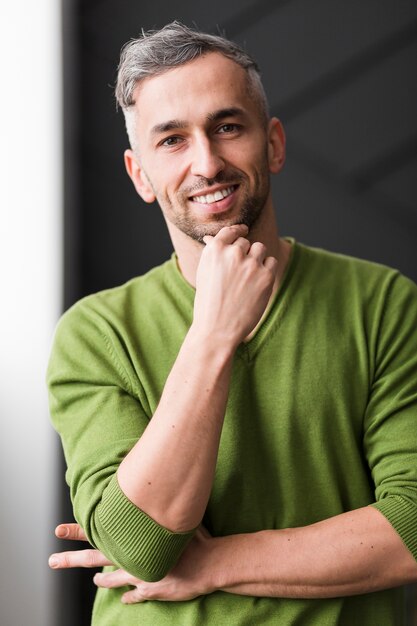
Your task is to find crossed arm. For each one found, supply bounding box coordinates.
[50,506,417,604]
[49,225,417,603]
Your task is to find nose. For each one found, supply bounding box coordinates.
[190,135,224,179]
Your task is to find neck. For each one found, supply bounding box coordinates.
[166,201,291,293]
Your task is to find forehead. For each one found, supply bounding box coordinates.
[133,53,256,138]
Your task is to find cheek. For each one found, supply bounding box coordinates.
[228,136,268,169]
[151,158,189,195]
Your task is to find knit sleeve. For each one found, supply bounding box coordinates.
[363,272,417,561]
[47,299,194,582]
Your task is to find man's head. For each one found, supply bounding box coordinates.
[117,22,285,243]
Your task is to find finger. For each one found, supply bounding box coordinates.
[121,587,147,604]
[232,237,251,254]
[248,241,267,262]
[202,235,213,244]
[55,523,88,542]
[213,224,248,245]
[94,569,138,589]
[264,256,278,271]
[48,548,112,569]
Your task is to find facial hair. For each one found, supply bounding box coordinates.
[148,151,271,243]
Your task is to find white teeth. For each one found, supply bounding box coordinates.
[192,186,234,204]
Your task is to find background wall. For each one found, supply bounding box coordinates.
[56,1,417,624]
[0,2,61,626]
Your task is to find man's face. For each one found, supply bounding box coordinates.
[128,53,284,242]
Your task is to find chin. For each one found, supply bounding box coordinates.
[180,216,248,243]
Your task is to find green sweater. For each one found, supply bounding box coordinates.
[48,241,417,625]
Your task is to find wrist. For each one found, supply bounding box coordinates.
[187,323,239,357]
[202,535,241,592]
[205,532,270,591]
[199,536,227,594]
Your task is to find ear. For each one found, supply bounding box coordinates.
[124,149,156,203]
[267,117,286,174]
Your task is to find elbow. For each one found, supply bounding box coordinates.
[80,474,195,581]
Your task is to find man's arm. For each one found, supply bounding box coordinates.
[117,224,277,533]
[50,507,417,603]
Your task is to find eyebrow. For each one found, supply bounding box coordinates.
[150,107,246,137]
[150,119,188,136]
[207,107,245,122]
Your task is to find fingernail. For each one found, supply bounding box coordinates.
[49,556,59,568]
[56,526,69,538]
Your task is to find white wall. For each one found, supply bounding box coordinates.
[0,2,61,625]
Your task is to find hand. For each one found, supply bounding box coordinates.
[193,225,277,347]
[95,526,213,604]
[49,523,214,604]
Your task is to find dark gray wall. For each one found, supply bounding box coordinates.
[63,0,417,307]
[57,1,417,623]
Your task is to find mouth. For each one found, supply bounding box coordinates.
[189,184,239,206]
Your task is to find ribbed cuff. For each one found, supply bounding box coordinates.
[95,474,195,581]
[372,495,417,561]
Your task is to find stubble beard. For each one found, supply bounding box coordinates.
[158,165,271,243]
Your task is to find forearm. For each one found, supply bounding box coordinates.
[117,325,235,533]
[206,506,417,598]
[117,225,277,534]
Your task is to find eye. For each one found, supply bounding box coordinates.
[217,123,240,134]
[160,136,183,147]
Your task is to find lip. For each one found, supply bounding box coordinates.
[189,184,239,214]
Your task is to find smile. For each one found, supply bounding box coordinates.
[191,185,237,205]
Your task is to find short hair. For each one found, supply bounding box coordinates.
[115,21,269,151]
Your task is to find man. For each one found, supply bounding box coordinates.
[47,22,417,625]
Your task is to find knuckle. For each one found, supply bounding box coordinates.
[230,244,242,257]
[140,583,154,600]
[255,242,266,253]
[61,554,71,568]
[75,526,84,540]
[210,239,223,252]
[85,549,99,567]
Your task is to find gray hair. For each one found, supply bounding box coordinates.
[115,21,269,151]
